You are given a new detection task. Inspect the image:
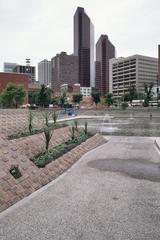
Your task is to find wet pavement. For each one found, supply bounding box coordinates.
[0,136,160,240]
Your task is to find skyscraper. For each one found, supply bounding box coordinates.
[96,35,115,95]
[38,59,51,86]
[74,7,95,88]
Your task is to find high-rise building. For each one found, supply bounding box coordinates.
[14,64,36,82]
[3,62,17,73]
[109,55,158,98]
[74,7,95,87]
[38,59,51,86]
[51,52,78,93]
[96,35,115,95]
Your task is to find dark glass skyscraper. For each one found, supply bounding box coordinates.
[96,35,115,95]
[74,7,94,87]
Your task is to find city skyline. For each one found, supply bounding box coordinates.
[0,0,160,76]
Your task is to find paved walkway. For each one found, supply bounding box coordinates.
[1,136,160,240]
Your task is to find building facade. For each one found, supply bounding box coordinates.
[3,62,17,73]
[38,59,51,86]
[51,52,78,93]
[14,65,36,82]
[74,7,95,87]
[96,35,115,95]
[109,55,158,98]
[0,72,29,104]
[80,87,92,97]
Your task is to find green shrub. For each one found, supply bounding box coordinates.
[9,165,22,179]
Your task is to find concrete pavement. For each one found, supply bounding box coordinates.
[1,136,160,240]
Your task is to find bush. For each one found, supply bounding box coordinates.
[10,165,22,179]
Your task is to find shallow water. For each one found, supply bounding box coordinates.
[63,117,160,137]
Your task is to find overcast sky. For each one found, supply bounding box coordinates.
[0,0,160,78]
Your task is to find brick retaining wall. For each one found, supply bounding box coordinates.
[0,133,106,212]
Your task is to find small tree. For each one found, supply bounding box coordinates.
[44,127,53,150]
[105,93,113,107]
[74,119,78,131]
[70,126,75,140]
[0,83,26,108]
[38,84,52,107]
[91,92,101,109]
[52,111,58,124]
[28,91,39,105]
[43,111,50,127]
[84,122,88,135]
[143,83,154,107]
[60,92,66,108]
[28,111,34,134]
[72,94,83,105]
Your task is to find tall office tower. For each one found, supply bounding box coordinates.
[51,52,78,93]
[4,62,17,73]
[38,59,51,86]
[74,7,95,88]
[96,35,115,95]
[158,45,160,85]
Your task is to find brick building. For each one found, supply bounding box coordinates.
[51,52,78,94]
[0,72,29,104]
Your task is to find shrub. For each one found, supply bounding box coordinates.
[10,165,22,179]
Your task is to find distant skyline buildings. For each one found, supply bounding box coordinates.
[51,52,78,93]
[1,5,160,97]
[96,35,115,95]
[4,62,17,73]
[74,7,95,88]
[38,60,51,86]
[14,64,36,83]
